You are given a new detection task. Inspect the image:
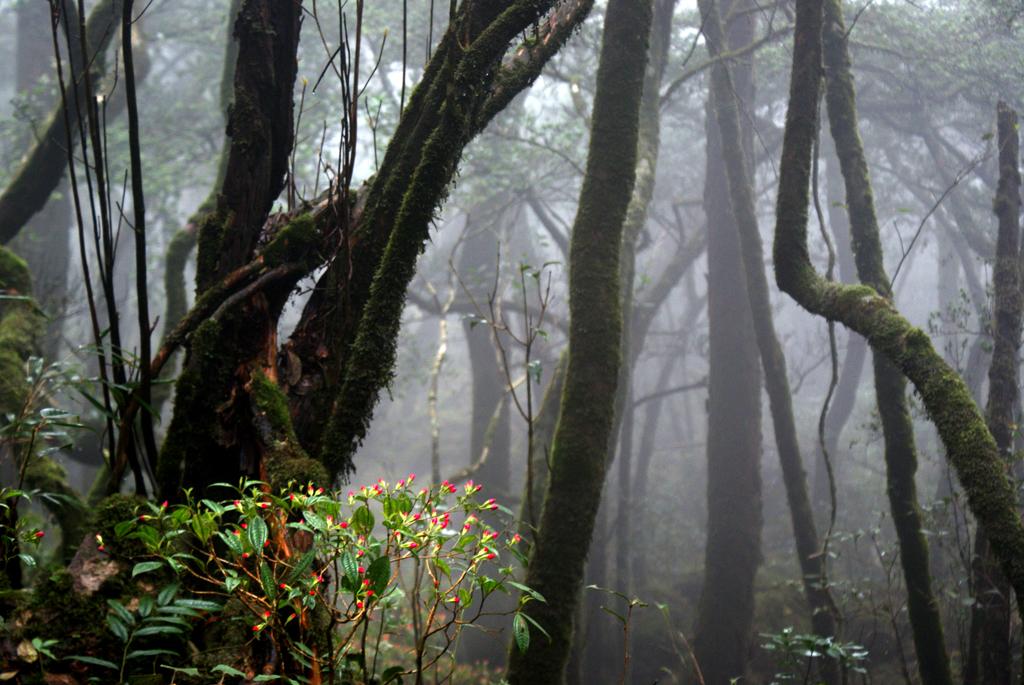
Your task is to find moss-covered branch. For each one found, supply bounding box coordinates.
[773,0,1024,632]
[0,0,122,246]
[313,0,594,479]
[820,1,953,680]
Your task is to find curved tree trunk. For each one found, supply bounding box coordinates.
[773,0,1024,661]
[819,2,954,681]
[505,0,654,680]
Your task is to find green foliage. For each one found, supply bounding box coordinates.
[101,477,542,682]
[760,628,868,684]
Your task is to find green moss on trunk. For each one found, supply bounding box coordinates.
[505,0,654,681]
[773,0,1024,658]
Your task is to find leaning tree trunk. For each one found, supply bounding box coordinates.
[153,1,597,499]
[964,102,1021,685]
[0,0,122,247]
[697,0,839,676]
[819,1,954,681]
[504,0,654,681]
[773,0,1024,658]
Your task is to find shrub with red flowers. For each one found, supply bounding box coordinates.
[113,476,545,683]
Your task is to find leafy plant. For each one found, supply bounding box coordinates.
[760,627,868,684]
[111,476,543,682]
[68,582,214,684]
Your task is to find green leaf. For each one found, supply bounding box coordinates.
[127,648,178,659]
[253,676,281,682]
[260,561,276,599]
[106,614,129,642]
[248,516,268,553]
[133,625,183,638]
[107,599,134,625]
[156,605,201,618]
[341,551,358,588]
[174,598,222,612]
[218,530,244,555]
[157,582,179,606]
[507,580,546,603]
[212,664,247,676]
[67,655,118,670]
[520,612,552,642]
[513,613,530,652]
[138,595,155,618]
[352,505,375,535]
[161,666,200,677]
[302,510,327,531]
[369,556,390,596]
[288,548,316,583]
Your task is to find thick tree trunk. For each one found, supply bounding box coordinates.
[819,2,954,681]
[504,0,654,681]
[774,0,1024,663]
[964,102,1021,685]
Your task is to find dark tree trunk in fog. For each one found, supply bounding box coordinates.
[0,0,123,248]
[964,102,1021,685]
[11,0,71,359]
[697,0,838,678]
[691,1,764,681]
[504,0,654,680]
[152,1,594,498]
[819,1,954,681]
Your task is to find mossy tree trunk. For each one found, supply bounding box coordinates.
[579,2,675,677]
[690,1,764,682]
[284,1,596,482]
[156,0,312,498]
[698,0,839,677]
[819,1,953,681]
[155,1,596,498]
[504,0,655,681]
[774,0,1024,659]
[964,102,1021,685]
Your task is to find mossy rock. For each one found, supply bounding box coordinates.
[93,493,149,560]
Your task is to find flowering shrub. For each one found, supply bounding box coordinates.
[113,476,544,683]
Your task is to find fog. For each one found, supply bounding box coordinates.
[1,0,1022,683]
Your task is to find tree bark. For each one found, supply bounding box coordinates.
[690,2,764,682]
[774,0,1024,661]
[819,2,954,681]
[964,102,1021,685]
[697,0,838,677]
[504,0,654,681]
